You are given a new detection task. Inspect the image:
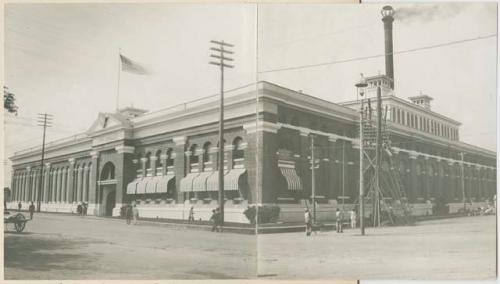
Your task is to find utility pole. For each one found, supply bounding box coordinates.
[209,40,234,231]
[460,152,466,210]
[36,113,53,212]
[310,134,316,223]
[355,74,367,235]
[374,86,382,227]
[342,141,345,212]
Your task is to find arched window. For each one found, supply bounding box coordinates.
[203,142,211,163]
[189,144,198,164]
[233,137,244,160]
[166,148,174,167]
[155,150,162,169]
[101,162,115,180]
[145,152,151,170]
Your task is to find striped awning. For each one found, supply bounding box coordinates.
[136,177,153,194]
[145,176,162,194]
[126,178,141,194]
[279,167,302,191]
[192,171,214,192]
[207,169,244,191]
[156,174,175,193]
[180,172,199,192]
[224,169,247,191]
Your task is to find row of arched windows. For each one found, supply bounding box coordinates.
[133,136,246,177]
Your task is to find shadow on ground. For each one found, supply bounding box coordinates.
[4,234,99,276]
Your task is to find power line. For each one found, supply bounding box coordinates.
[259,34,497,74]
[267,20,379,48]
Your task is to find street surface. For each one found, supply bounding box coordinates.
[4,213,496,280]
[4,213,257,279]
[258,215,496,280]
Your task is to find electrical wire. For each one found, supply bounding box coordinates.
[259,34,497,74]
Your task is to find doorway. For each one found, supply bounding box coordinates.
[105,190,116,216]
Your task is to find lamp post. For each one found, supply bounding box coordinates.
[355,73,368,235]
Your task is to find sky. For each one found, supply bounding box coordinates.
[3,2,497,186]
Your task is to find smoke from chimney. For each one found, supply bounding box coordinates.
[394,4,463,23]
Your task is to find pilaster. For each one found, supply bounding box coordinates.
[89,152,99,205]
[173,136,187,203]
[67,159,75,203]
[43,163,51,202]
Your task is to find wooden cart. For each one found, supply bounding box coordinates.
[4,211,29,233]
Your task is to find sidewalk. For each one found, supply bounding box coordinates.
[23,210,471,234]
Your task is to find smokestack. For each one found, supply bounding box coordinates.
[381,6,395,90]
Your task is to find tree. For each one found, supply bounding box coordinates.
[4,86,18,115]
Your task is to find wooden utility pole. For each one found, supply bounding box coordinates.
[310,134,316,223]
[36,113,52,212]
[374,86,382,227]
[460,152,466,209]
[209,40,234,230]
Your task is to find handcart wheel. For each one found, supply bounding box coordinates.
[14,214,26,233]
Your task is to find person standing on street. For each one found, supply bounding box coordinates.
[305,208,313,236]
[28,201,35,220]
[188,206,195,223]
[350,210,357,229]
[210,208,220,232]
[336,209,343,233]
[17,201,21,212]
[125,204,133,225]
[132,204,139,225]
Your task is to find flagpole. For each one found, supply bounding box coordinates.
[116,49,121,111]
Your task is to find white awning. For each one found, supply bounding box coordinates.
[207,170,228,191]
[156,174,175,193]
[280,167,302,191]
[192,171,214,192]
[126,178,141,195]
[180,172,199,192]
[224,169,247,191]
[145,176,162,194]
[136,177,153,194]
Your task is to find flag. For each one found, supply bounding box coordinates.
[120,54,149,75]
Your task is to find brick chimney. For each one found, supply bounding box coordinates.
[381,6,395,90]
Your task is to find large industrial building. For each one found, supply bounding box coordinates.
[7,78,496,222]
[6,6,496,223]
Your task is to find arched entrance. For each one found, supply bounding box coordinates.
[98,162,117,216]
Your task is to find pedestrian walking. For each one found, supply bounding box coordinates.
[77,203,82,215]
[28,201,35,220]
[132,204,139,225]
[350,210,357,229]
[336,209,343,233]
[83,202,88,216]
[304,208,313,236]
[17,201,21,212]
[210,208,220,232]
[188,206,195,223]
[125,204,133,225]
